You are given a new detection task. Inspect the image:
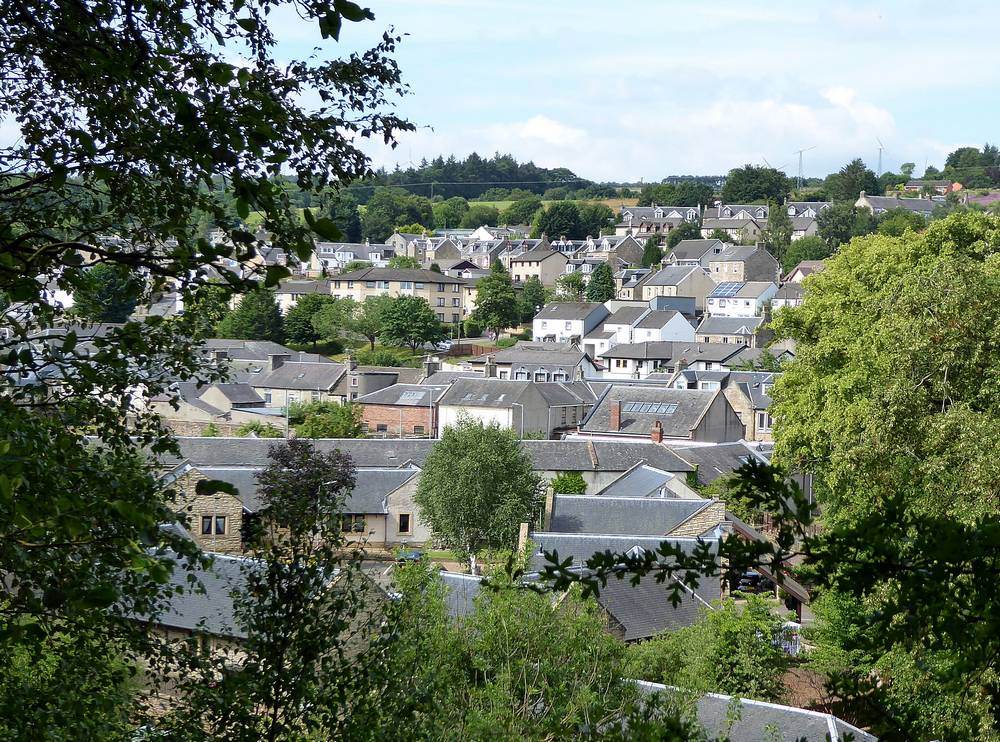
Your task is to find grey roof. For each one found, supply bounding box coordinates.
[148,550,251,638]
[275,279,332,295]
[534,381,597,407]
[862,194,935,214]
[548,495,713,536]
[785,260,825,279]
[634,310,679,329]
[695,316,764,336]
[582,387,718,437]
[196,466,267,511]
[420,371,483,385]
[605,306,648,326]
[774,283,804,299]
[645,266,698,287]
[510,247,563,263]
[211,383,265,405]
[731,371,777,410]
[335,267,466,284]
[492,341,587,368]
[440,571,483,620]
[354,383,447,407]
[598,464,677,497]
[438,378,533,408]
[668,239,726,261]
[710,245,758,261]
[167,437,694,475]
[671,442,770,485]
[599,341,676,360]
[344,468,420,514]
[252,361,346,391]
[534,302,608,321]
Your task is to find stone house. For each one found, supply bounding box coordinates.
[614,268,652,300]
[330,267,466,325]
[670,369,778,442]
[532,302,610,344]
[640,265,716,310]
[664,238,729,269]
[694,316,767,347]
[250,358,347,409]
[509,247,568,287]
[615,205,701,238]
[706,245,780,283]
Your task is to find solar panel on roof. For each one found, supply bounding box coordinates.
[712,282,743,298]
[398,390,424,402]
[621,401,679,415]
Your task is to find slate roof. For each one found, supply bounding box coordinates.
[344,468,420,514]
[645,266,699,287]
[604,306,648,326]
[634,310,679,329]
[420,371,483,385]
[148,550,252,638]
[211,383,266,405]
[597,464,678,497]
[440,571,483,620]
[696,316,764,336]
[526,439,694,473]
[334,267,466,284]
[668,239,726,262]
[548,495,714,536]
[492,342,587,368]
[534,302,608,321]
[582,387,718,437]
[710,245,758,261]
[438,378,534,408]
[534,381,598,406]
[599,341,675,360]
[275,279,332,295]
[671,442,771,485]
[252,361,346,391]
[862,194,935,214]
[784,260,826,280]
[774,283,804,300]
[509,247,563,263]
[354,383,448,407]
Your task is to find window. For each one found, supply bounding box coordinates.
[498,371,508,379]
[757,411,774,430]
[533,370,548,382]
[436,312,444,321]
[264,392,272,404]
[201,515,226,535]
[564,321,571,330]
[622,401,679,414]
[398,513,412,534]
[341,514,366,533]
[452,313,460,322]
[615,358,627,368]
[413,425,424,435]
[452,284,460,293]
[415,282,425,289]
[561,407,567,424]
[437,283,445,292]
[347,281,354,288]
[553,370,568,381]
[514,368,529,380]
[311,391,321,401]
[351,376,358,387]
[452,298,460,307]
[365,280,376,288]
[378,280,390,289]
[334,280,341,289]
[401,281,413,289]
[437,297,445,307]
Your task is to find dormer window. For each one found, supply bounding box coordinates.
[654,208,663,218]
[723,207,732,217]
[787,206,796,216]
[756,208,766,218]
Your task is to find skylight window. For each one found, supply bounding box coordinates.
[622,401,679,414]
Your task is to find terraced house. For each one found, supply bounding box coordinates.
[331,267,467,323]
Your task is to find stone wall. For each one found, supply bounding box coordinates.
[362,404,435,438]
[670,501,726,537]
[166,419,246,437]
[174,468,245,554]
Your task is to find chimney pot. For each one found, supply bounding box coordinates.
[610,399,622,432]
[651,420,664,443]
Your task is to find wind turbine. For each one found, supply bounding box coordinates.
[793,146,817,190]
[876,137,885,177]
[761,155,789,171]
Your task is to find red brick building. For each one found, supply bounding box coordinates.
[356,383,448,438]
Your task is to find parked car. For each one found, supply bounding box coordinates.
[735,570,775,595]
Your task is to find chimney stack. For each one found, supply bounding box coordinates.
[610,399,622,432]
[346,354,358,372]
[423,354,441,379]
[484,355,497,379]
[268,353,290,372]
[651,420,664,443]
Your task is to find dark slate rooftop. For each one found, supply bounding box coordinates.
[211,383,266,405]
[604,306,648,326]
[644,266,699,287]
[148,550,251,638]
[438,378,533,408]
[670,442,771,485]
[774,283,804,299]
[252,361,346,391]
[354,383,448,407]
[439,571,483,620]
[548,495,714,536]
[668,239,725,261]
[492,341,587,368]
[534,302,608,321]
[634,310,679,329]
[582,387,718,437]
[334,267,466,284]
[597,464,679,497]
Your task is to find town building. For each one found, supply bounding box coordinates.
[532,302,610,343]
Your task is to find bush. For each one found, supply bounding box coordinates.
[496,337,517,348]
[515,330,532,341]
[355,348,403,367]
[463,318,483,338]
[201,422,220,437]
[234,420,283,438]
[550,472,586,494]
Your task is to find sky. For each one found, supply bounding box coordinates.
[267,0,998,182]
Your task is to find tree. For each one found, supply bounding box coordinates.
[721,165,790,203]
[327,189,362,242]
[290,401,365,438]
[825,158,881,201]
[780,235,831,273]
[346,295,394,350]
[550,472,587,494]
[234,420,283,438]
[554,271,587,301]
[472,261,521,339]
[637,181,714,207]
[432,196,469,230]
[311,297,357,342]
[665,221,701,249]
[532,201,581,239]
[500,196,544,225]
[341,259,372,273]
[362,188,435,241]
[459,204,500,229]
[283,293,333,347]
[72,263,144,323]
[876,208,927,237]
[900,162,916,179]
[415,417,541,571]
[215,289,285,342]
[380,295,445,351]
[585,262,615,302]
[578,202,615,237]
[201,422,220,437]
[518,275,546,322]
[625,594,789,703]
[387,255,421,269]
[429,262,442,273]
[183,283,233,338]
[761,200,793,265]
[707,228,731,242]
[641,237,664,268]
[393,222,428,236]
[816,203,876,248]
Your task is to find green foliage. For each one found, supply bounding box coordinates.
[577,201,615,237]
[585,262,615,302]
[550,471,587,494]
[816,203,876,248]
[234,420,283,438]
[761,200,793,265]
[362,187,435,242]
[824,158,882,201]
[327,189,363,242]
[471,261,520,340]
[721,164,791,203]
[495,337,517,348]
[216,289,285,342]
[72,263,144,323]
[625,594,790,703]
[355,347,405,367]
[201,422,220,437]
[429,262,442,273]
[665,221,702,249]
[463,318,483,338]
[387,255,421,269]
[183,283,233,338]
[641,237,664,267]
[380,295,446,351]
[460,204,500,229]
[518,275,546,322]
[283,293,334,346]
[432,196,470,229]
[394,223,428,237]
[876,208,927,237]
[708,228,732,242]
[291,401,365,438]
[638,181,714,207]
[341,259,372,272]
[500,195,544,225]
[780,235,831,273]
[414,417,542,568]
[532,201,581,239]
[554,271,587,301]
